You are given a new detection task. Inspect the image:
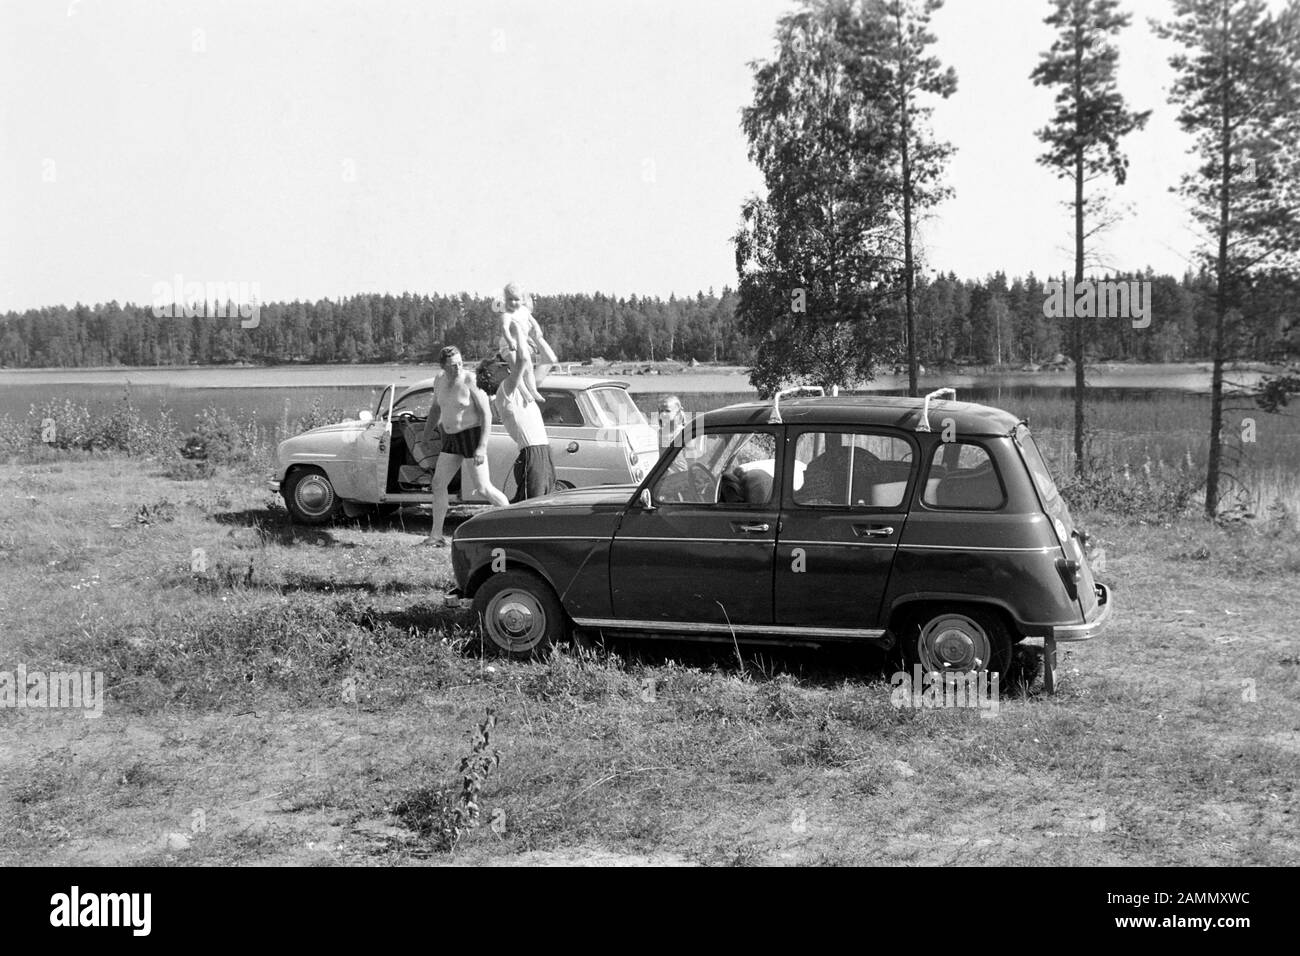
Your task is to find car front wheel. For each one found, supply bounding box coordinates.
[908,608,1012,677]
[284,467,340,525]
[472,570,567,659]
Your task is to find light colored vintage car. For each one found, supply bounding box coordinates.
[270,374,659,524]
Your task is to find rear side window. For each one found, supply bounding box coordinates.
[538,390,584,426]
[792,431,913,507]
[1015,427,1062,510]
[923,442,1005,510]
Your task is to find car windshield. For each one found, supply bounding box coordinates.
[374,386,394,420]
[588,387,647,429]
[391,388,431,418]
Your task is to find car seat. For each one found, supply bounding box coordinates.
[932,463,1001,509]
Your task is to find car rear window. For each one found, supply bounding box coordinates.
[922,442,1005,510]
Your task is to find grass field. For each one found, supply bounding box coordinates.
[1,450,1298,866]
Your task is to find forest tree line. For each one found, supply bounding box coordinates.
[0,269,1292,371]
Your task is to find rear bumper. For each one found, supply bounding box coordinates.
[268,477,281,494]
[1052,583,1113,642]
[444,586,472,610]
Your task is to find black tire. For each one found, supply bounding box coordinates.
[284,467,341,525]
[472,570,567,659]
[905,607,1013,678]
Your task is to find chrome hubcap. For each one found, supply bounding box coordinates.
[487,591,545,651]
[497,600,534,637]
[296,476,332,513]
[919,615,988,671]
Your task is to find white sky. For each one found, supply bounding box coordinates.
[0,0,1210,313]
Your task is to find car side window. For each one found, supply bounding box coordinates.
[923,442,1005,510]
[792,431,913,507]
[652,430,778,506]
[538,390,584,426]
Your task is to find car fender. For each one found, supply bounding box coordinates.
[885,593,1053,639]
[461,544,564,605]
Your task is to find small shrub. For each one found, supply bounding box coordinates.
[391,708,503,853]
[293,397,348,434]
[183,405,255,464]
[1059,459,1201,520]
[162,459,217,481]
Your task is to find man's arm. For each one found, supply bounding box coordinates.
[501,354,526,396]
[421,380,442,442]
[529,314,558,364]
[471,386,493,462]
[507,316,531,363]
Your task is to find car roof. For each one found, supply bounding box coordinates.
[396,374,630,397]
[702,395,1022,436]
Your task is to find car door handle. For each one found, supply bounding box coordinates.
[732,522,770,533]
[853,524,894,538]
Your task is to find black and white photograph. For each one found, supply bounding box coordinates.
[1,0,1296,898]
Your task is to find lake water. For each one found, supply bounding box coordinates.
[0,362,1266,433]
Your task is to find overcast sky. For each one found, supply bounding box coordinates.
[1,0,1215,313]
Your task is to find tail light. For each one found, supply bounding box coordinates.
[1056,557,1081,600]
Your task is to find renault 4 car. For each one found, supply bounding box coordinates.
[448,387,1112,685]
[271,375,657,524]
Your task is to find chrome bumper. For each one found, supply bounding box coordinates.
[444,587,472,610]
[1053,583,1113,642]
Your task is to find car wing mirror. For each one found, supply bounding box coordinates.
[358,410,374,422]
[638,488,655,511]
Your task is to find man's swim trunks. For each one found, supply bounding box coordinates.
[440,425,483,458]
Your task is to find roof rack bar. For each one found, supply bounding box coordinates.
[769,385,825,424]
[917,387,957,432]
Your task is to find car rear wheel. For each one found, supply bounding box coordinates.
[284,467,340,525]
[472,570,567,659]
[908,609,1012,677]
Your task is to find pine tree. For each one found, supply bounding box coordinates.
[1031,0,1150,476]
[1155,0,1300,516]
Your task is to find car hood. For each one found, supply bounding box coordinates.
[505,484,639,510]
[291,420,369,439]
[277,420,369,456]
[453,484,635,544]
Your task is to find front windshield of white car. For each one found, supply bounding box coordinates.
[391,388,431,418]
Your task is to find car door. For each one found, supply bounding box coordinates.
[774,427,915,631]
[357,384,395,501]
[374,384,436,501]
[609,427,783,629]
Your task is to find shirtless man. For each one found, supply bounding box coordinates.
[498,283,557,404]
[421,346,509,546]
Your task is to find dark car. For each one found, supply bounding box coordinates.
[448,388,1112,684]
